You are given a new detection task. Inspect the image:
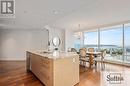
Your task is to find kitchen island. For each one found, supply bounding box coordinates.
[26,51,79,86]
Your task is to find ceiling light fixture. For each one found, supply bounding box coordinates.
[74,24,83,39]
[53,10,59,15]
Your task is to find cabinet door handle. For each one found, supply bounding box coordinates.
[73,58,76,63]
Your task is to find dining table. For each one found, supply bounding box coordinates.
[86,51,102,67]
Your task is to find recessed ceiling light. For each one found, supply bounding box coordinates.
[52,10,59,15]
[24,10,27,13]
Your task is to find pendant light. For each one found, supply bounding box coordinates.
[74,24,83,39]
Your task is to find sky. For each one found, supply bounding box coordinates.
[84,26,130,47]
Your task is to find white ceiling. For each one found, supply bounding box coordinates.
[0,0,130,31]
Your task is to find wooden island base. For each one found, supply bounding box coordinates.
[26,51,79,86]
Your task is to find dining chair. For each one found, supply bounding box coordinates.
[81,48,89,57]
[94,50,106,69]
[79,48,89,67]
[101,50,107,61]
[71,48,77,52]
[88,48,95,52]
[101,50,106,70]
[81,47,87,51]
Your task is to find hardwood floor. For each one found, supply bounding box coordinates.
[0,61,43,86]
[0,61,130,86]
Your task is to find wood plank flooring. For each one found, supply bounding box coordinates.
[0,61,130,86]
[0,61,43,86]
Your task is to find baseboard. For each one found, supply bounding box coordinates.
[0,60,26,62]
[103,60,130,67]
[0,58,26,61]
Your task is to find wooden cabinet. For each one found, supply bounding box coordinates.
[53,56,79,86]
[30,53,53,86]
[27,51,79,86]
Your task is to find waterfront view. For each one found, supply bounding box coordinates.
[74,24,130,63]
[75,44,130,63]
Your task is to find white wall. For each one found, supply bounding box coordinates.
[0,28,49,60]
[65,29,75,51]
[0,27,65,60]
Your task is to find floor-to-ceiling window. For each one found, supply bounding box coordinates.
[74,38,82,50]
[100,25,123,62]
[84,30,98,51]
[74,32,84,50]
[124,23,130,63]
[75,23,130,65]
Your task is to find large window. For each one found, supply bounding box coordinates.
[84,30,98,50]
[124,24,130,63]
[100,25,123,62]
[81,23,130,64]
[74,38,82,50]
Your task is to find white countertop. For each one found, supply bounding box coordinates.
[27,50,78,60]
